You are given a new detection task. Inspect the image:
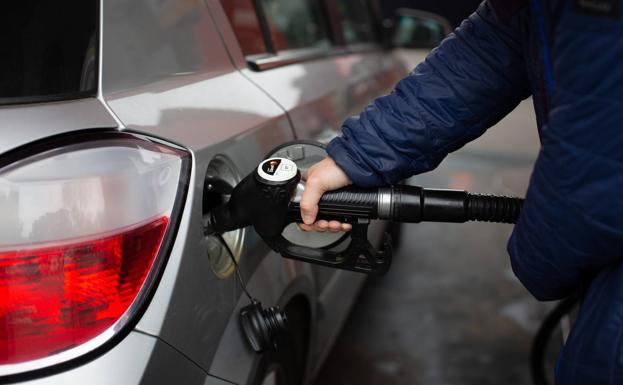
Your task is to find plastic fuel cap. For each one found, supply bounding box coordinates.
[256,158,298,184]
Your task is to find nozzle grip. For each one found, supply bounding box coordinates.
[289,186,379,222]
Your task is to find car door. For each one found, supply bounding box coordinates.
[208,0,407,372]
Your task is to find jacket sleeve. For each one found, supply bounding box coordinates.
[326,2,531,187]
[508,1,623,301]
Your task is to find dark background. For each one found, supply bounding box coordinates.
[380,0,483,27]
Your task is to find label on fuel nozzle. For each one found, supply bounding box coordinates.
[257,158,298,184]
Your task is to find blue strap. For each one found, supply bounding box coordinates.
[531,0,555,96]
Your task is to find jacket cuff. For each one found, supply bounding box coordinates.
[326,137,385,188]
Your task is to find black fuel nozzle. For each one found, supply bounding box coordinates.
[205,156,523,275]
[204,157,300,242]
[388,185,523,224]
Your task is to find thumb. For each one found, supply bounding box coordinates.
[300,176,326,225]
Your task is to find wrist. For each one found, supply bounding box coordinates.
[326,139,382,187]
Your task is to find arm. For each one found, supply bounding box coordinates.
[326,2,531,187]
[300,1,531,227]
[508,0,623,301]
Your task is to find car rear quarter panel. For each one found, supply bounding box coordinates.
[15,332,209,385]
[99,0,317,381]
[0,98,118,156]
[1,0,406,382]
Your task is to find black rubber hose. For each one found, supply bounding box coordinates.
[466,193,524,224]
[530,293,581,385]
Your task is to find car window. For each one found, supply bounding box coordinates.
[221,0,268,56]
[0,0,98,104]
[260,0,330,51]
[335,0,375,45]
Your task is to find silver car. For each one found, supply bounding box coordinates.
[0,0,408,384]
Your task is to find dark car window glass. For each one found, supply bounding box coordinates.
[260,0,330,51]
[0,0,98,104]
[335,0,375,45]
[221,0,268,56]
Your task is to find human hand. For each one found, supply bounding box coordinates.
[299,157,353,232]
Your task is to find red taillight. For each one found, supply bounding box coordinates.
[0,216,168,364]
[0,134,189,374]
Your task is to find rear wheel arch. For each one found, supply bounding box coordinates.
[251,295,312,385]
[283,294,312,373]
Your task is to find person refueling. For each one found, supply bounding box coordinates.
[299,1,623,384]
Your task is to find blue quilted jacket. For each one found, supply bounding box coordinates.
[326,1,623,383]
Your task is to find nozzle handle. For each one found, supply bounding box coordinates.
[289,186,380,222]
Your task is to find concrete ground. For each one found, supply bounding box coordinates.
[314,100,557,385]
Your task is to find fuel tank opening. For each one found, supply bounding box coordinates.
[203,155,245,279]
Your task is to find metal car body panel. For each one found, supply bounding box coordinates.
[12,331,232,385]
[206,2,407,375]
[235,53,404,365]
[3,0,407,383]
[99,0,232,95]
[0,98,117,156]
[206,0,405,141]
[208,254,317,385]
[240,52,404,140]
[99,0,304,376]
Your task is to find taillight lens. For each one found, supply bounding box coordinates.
[0,134,189,372]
